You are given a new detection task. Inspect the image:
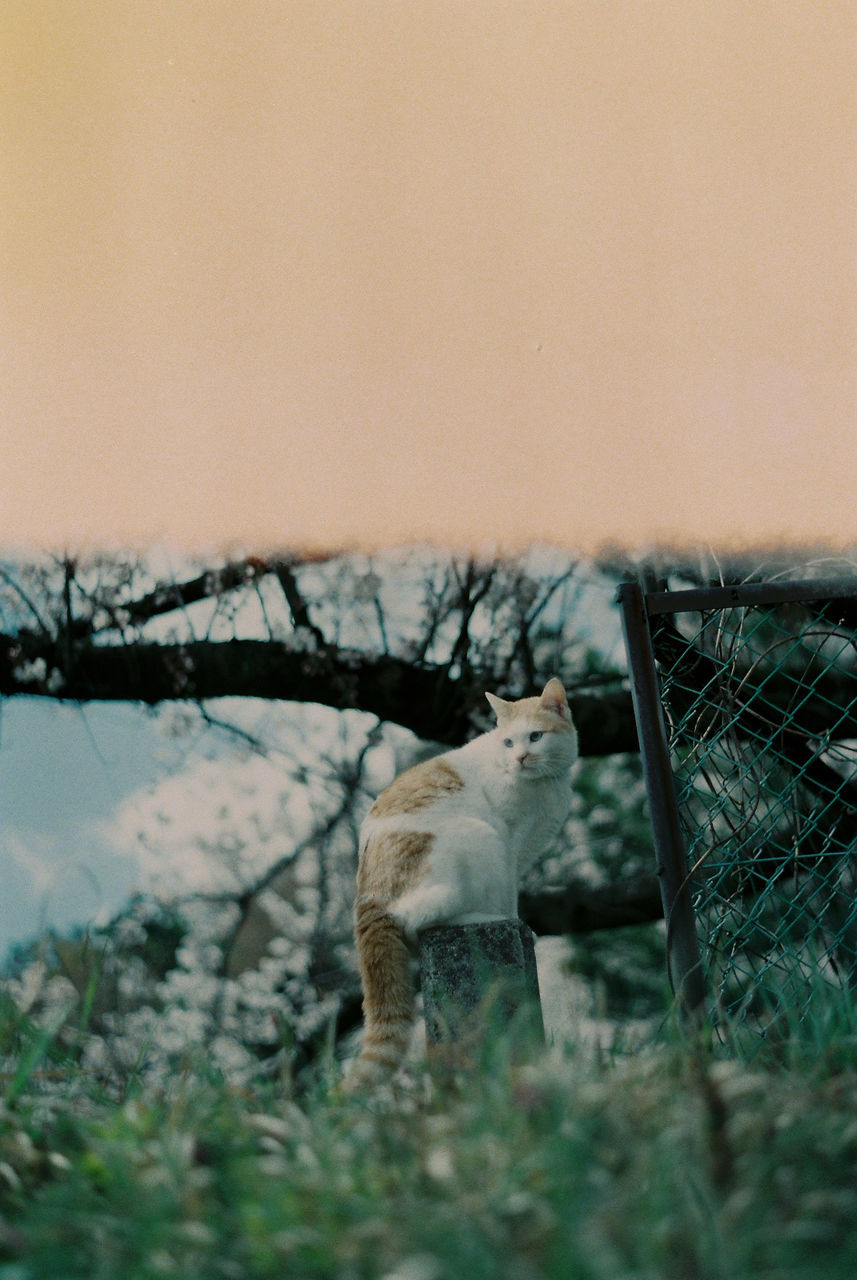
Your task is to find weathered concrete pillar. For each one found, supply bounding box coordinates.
[418,919,544,1069]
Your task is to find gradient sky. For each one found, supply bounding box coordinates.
[3,2,856,552]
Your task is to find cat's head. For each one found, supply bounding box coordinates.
[485,677,579,778]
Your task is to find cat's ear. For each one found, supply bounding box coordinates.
[539,677,572,721]
[485,691,512,723]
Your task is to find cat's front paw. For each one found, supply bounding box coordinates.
[388,905,420,946]
[390,884,460,942]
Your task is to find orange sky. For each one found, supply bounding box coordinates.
[3,1,856,553]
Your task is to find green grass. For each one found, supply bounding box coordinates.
[4,992,857,1280]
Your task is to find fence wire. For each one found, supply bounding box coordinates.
[645,585,857,1042]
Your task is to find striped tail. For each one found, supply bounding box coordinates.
[344,896,414,1091]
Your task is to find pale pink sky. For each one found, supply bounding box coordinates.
[3,2,856,552]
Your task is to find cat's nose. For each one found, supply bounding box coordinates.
[516,752,529,765]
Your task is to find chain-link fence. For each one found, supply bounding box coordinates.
[619,579,857,1046]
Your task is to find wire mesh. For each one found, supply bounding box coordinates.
[647,587,857,1043]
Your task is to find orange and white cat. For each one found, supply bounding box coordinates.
[346,677,578,1088]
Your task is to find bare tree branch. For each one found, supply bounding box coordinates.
[271,559,328,649]
[0,628,639,755]
[519,873,664,934]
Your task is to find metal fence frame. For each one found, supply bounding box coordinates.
[618,576,857,1024]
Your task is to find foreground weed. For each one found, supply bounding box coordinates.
[5,1027,857,1279]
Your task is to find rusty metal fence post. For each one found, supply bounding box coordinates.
[618,581,707,1014]
[619,574,857,1043]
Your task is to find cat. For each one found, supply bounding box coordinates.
[344,677,578,1089]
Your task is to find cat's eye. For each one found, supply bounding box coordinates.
[529,731,543,743]
[503,737,514,748]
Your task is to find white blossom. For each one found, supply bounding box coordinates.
[12,656,47,685]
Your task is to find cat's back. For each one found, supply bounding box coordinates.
[357,747,482,903]
[364,750,470,825]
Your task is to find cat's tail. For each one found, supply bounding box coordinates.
[343,895,414,1091]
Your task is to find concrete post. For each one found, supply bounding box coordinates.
[418,919,544,1069]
